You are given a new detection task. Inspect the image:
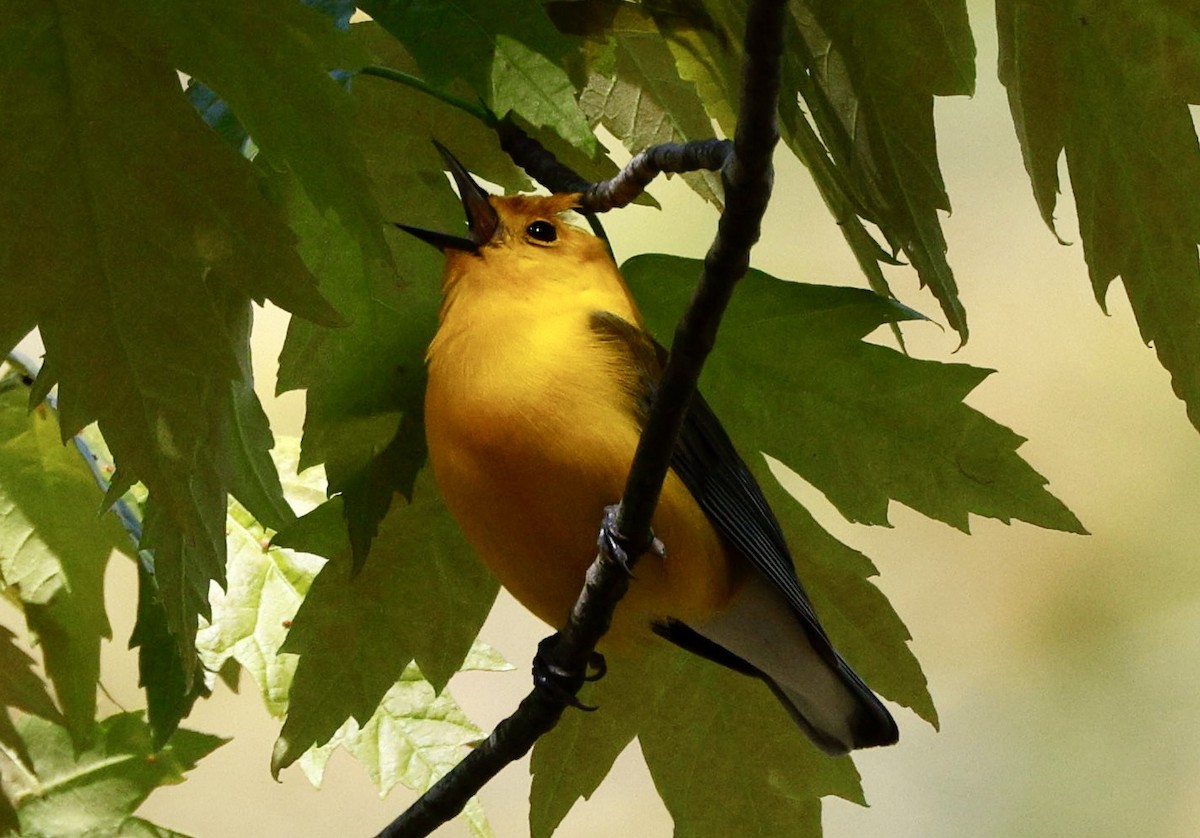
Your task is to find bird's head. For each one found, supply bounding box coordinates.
[397,144,617,297]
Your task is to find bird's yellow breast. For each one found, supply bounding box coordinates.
[424,250,741,645]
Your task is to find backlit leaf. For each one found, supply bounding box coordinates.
[998,0,1200,430]
[530,643,861,838]
[8,712,223,838]
[270,467,498,775]
[626,255,1083,534]
[0,377,128,739]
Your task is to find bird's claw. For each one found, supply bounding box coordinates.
[533,635,599,712]
[584,650,607,682]
[597,504,666,578]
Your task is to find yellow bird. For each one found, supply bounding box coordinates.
[399,146,898,755]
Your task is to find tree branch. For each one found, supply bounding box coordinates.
[362,68,733,209]
[581,139,733,212]
[374,0,788,833]
[497,117,734,210]
[495,120,591,194]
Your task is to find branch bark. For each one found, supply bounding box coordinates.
[375,0,788,833]
[497,118,734,211]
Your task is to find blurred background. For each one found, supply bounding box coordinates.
[108,6,1200,837]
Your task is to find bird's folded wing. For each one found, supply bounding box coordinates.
[588,310,839,666]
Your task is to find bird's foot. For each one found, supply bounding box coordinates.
[532,634,604,711]
[597,504,666,578]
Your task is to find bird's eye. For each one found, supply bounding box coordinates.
[526,220,557,243]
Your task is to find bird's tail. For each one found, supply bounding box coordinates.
[672,572,898,756]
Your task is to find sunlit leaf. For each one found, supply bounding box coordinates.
[8,712,223,838]
[0,378,129,739]
[298,654,510,838]
[575,6,723,205]
[197,441,328,718]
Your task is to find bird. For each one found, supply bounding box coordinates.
[397,144,899,755]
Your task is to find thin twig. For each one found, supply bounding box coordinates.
[363,68,732,210]
[581,139,733,212]
[372,0,788,835]
[497,118,734,211]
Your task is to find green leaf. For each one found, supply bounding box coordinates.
[353,24,537,196]
[998,0,1200,430]
[139,470,224,685]
[0,624,62,775]
[780,108,908,347]
[625,255,1084,534]
[790,1,976,340]
[215,294,296,534]
[0,625,61,725]
[491,35,597,154]
[129,558,207,750]
[7,712,223,838]
[0,774,15,835]
[277,22,552,565]
[197,443,329,718]
[661,14,740,136]
[758,469,936,725]
[0,2,344,678]
[361,0,599,153]
[110,818,193,838]
[270,467,498,775]
[128,0,387,263]
[575,8,723,205]
[298,656,508,838]
[530,643,862,838]
[0,379,129,740]
[273,41,437,561]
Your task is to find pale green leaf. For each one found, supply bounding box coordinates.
[0,378,128,739]
[9,712,223,838]
[299,661,498,837]
[576,11,723,205]
[492,35,597,154]
[197,442,329,717]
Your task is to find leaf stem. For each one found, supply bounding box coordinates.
[358,65,497,126]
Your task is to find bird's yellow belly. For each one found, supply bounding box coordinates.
[425,352,741,646]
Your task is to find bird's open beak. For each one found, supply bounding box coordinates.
[395,142,500,253]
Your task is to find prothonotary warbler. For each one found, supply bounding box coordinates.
[399,145,899,755]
